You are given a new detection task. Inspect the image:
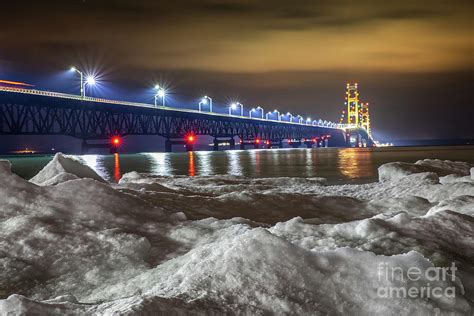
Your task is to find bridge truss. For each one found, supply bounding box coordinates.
[0,90,351,146]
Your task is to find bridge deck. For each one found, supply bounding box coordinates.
[0,86,340,129]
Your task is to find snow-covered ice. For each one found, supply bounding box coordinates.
[1,153,473,315]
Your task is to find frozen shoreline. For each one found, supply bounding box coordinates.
[1,154,473,314]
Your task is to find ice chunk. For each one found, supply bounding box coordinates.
[378,160,472,182]
[426,195,474,216]
[415,159,471,176]
[378,162,434,182]
[30,153,106,186]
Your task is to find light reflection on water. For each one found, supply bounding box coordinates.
[226,150,242,176]
[337,148,373,179]
[4,146,474,185]
[144,152,173,176]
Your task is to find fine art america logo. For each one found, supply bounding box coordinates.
[377,262,458,299]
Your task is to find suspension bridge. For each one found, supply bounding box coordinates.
[0,83,373,153]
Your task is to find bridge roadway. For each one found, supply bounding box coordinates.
[0,86,372,151]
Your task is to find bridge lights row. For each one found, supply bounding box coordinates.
[68,67,339,128]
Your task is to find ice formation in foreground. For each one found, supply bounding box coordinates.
[0,154,473,315]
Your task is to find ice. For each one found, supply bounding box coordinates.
[378,159,471,183]
[30,153,106,186]
[1,158,473,314]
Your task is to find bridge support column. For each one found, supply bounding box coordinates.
[290,141,301,148]
[165,139,172,152]
[81,139,88,155]
[229,138,236,150]
[213,138,219,151]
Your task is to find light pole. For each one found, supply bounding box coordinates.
[229,102,243,116]
[286,112,293,122]
[297,115,303,124]
[306,117,311,125]
[274,109,280,121]
[199,96,213,112]
[256,106,264,118]
[154,85,166,107]
[70,66,85,98]
[249,108,256,118]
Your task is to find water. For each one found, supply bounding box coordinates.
[3,146,474,185]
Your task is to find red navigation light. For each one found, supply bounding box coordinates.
[265,140,270,145]
[312,138,317,143]
[255,138,261,144]
[186,134,195,143]
[111,136,121,146]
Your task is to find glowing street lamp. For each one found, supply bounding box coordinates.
[250,106,264,118]
[154,85,166,107]
[199,96,213,112]
[286,112,293,122]
[296,115,303,124]
[70,66,85,98]
[274,109,280,121]
[265,109,280,120]
[86,75,96,86]
[229,102,243,116]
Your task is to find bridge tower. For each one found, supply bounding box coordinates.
[345,83,360,126]
[359,102,371,136]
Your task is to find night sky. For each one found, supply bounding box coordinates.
[0,0,473,149]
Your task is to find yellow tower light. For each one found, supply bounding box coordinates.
[346,83,359,126]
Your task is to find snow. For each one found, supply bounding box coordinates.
[1,155,473,314]
[30,153,106,185]
[378,159,471,183]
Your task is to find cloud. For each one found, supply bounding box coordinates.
[0,0,472,74]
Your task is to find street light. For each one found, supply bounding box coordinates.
[296,115,303,124]
[86,75,96,86]
[250,106,264,119]
[154,85,166,107]
[199,96,213,112]
[70,66,84,98]
[286,112,293,122]
[274,109,280,121]
[229,102,243,116]
[306,117,311,125]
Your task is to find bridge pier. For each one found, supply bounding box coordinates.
[165,138,194,152]
[289,140,302,148]
[304,140,316,148]
[81,139,119,154]
[239,139,261,150]
[212,138,236,151]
